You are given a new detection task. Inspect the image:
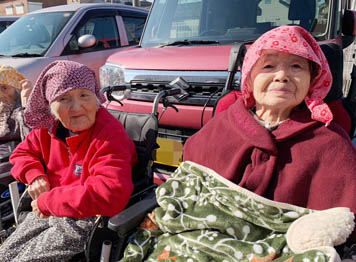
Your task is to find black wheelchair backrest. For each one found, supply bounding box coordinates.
[107,109,158,193]
[320,43,344,103]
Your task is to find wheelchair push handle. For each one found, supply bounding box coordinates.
[152,77,190,115]
[101,77,190,116]
[100,85,129,106]
[162,88,183,97]
[152,88,187,115]
[100,85,128,94]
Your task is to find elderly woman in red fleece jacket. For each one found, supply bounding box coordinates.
[184,26,356,243]
[0,60,137,262]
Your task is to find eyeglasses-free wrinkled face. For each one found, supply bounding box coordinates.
[247,50,311,118]
[241,25,333,126]
[50,88,98,133]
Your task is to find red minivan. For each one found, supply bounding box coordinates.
[100,0,356,176]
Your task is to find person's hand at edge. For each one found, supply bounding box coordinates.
[31,199,49,219]
[28,176,50,200]
[20,79,33,107]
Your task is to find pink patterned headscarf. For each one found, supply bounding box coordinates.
[24,60,106,130]
[241,25,333,126]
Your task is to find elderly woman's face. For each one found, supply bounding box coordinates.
[0,84,16,104]
[248,50,311,113]
[50,88,98,133]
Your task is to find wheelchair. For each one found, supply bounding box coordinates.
[0,140,26,243]
[82,83,186,262]
[5,81,187,262]
[0,147,15,234]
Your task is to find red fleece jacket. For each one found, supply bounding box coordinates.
[10,107,137,219]
[184,97,356,241]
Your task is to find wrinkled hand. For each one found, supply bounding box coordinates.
[20,79,33,107]
[28,176,50,200]
[31,199,48,219]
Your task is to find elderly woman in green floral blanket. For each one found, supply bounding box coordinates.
[120,25,356,262]
[184,26,356,240]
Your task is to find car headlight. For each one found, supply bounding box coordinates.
[99,63,125,89]
[99,63,127,101]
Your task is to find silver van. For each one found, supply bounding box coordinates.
[0,4,148,84]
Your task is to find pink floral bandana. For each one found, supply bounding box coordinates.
[24,60,106,130]
[241,25,333,126]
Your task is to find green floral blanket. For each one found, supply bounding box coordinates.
[120,161,352,262]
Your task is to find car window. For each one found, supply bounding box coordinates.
[64,15,120,54]
[0,22,7,33]
[142,0,331,47]
[0,12,73,56]
[0,20,14,33]
[122,16,146,45]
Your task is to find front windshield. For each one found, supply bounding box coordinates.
[141,0,331,47]
[0,11,74,57]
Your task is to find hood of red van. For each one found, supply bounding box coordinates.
[106,45,233,71]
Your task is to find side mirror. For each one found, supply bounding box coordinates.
[78,34,97,49]
[342,10,356,48]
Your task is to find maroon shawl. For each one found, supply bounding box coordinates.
[184,97,356,241]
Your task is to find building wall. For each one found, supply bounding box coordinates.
[67,0,98,3]
[67,0,129,3]
[68,0,151,6]
[0,0,26,16]
[42,0,67,8]
[0,0,67,16]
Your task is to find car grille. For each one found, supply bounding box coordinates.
[127,81,227,106]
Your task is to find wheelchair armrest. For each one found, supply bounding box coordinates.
[108,190,157,237]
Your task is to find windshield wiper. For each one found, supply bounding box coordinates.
[11,53,42,58]
[157,40,219,48]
